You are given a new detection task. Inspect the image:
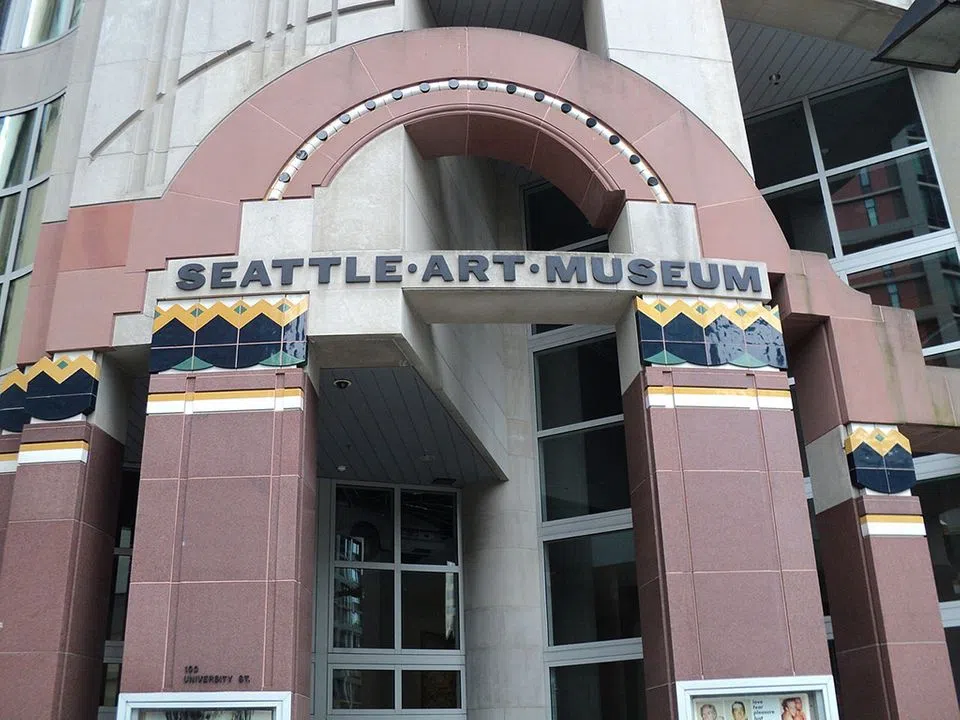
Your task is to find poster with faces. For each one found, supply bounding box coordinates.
[694,692,815,720]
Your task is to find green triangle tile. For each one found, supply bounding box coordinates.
[654,302,667,312]
[732,353,767,368]
[57,359,70,369]
[190,307,204,317]
[277,302,290,312]
[261,350,305,367]
[233,305,247,314]
[645,350,685,366]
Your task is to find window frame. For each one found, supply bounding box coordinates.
[522,221,644,712]
[327,480,465,716]
[0,92,62,373]
[749,68,960,362]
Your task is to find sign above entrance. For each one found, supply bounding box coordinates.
[170,252,769,300]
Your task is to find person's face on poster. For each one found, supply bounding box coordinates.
[701,705,718,720]
[732,701,747,720]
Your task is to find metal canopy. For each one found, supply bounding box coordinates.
[874,0,960,72]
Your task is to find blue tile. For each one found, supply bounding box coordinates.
[150,347,192,373]
[195,315,239,347]
[885,468,917,494]
[637,313,664,342]
[850,466,889,493]
[850,444,885,470]
[883,444,915,471]
[152,318,195,348]
[195,344,239,369]
[641,340,667,363]
[238,314,282,343]
[237,342,281,368]
[666,341,707,366]
[663,314,704,343]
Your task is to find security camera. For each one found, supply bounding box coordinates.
[333,378,352,390]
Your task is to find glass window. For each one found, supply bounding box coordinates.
[0,110,35,189]
[545,530,640,645]
[15,179,45,268]
[765,181,834,257]
[0,96,61,370]
[99,663,121,708]
[540,424,629,521]
[0,0,83,52]
[0,275,29,369]
[401,571,459,649]
[332,669,394,709]
[330,485,462,710]
[746,103,817,189]
[141,713,273,720]
[829,150,948,254]
[400,490,457,565]
[335,486,393,563]
[31,96,62,178]
[550,660,646,720]
[402,670,461,709]
[915,474,960,602]
[848,249,960,350]
[0,192,18,268]
[536,337,622,429]
[333,568,394,648]
[526,183,604,251]
[946,627,960,705]
[811,72,926,170]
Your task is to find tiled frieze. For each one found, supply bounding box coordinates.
[844,423,917,495]
[645,384,792,410]
[635,296,786,369]
[0,354,100,434]
[150,295,308,372]
[146,387,304,415]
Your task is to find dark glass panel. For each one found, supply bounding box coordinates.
[541,424,629,521]
[335,486,394,563]
[546,530,640,645]
[536,337,622,430]
[401,571,459,649]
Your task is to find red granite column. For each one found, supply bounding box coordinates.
[121,368,317,718]
[0,420,123,719]
[808,431,958,719]
[623,366,831,717]
[0,432,18,561]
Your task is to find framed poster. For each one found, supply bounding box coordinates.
[677,676,839,720]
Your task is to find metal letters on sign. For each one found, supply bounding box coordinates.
[174,253,765,295]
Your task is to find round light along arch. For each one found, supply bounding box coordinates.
[266,78,672,204]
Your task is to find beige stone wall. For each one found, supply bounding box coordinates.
[69,0,434,209]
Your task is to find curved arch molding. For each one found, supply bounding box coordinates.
[267,78,671,204]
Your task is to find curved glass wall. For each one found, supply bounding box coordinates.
[0,0,82,52]
[0,94,62,369]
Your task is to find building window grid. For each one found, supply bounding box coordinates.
[526,225,643,709]
[0,94,60,372]
[751,70,960,364]
[327,480,465,715]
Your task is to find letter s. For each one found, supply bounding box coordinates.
[176,263,206,291]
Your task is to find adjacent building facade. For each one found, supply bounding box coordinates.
[2,1,960,719]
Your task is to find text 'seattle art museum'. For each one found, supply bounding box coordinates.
[4,0,960,719]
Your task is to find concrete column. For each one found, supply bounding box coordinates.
[583,0,752,172]
[620,352,831,715]
[121,368,317,719]
[806,424,959,719]
[0,419,123,718]
[460,324,546,720]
